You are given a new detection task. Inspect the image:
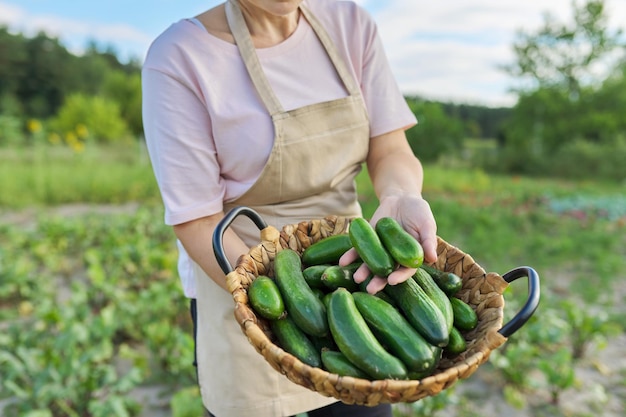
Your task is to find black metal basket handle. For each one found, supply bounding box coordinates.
[212,206,268,275]
[498,266,540,337]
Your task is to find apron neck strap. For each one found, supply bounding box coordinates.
[298,4,361,97]
[226,0,284,115]
[225,0,361,117]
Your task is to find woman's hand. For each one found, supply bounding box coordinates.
[339,193,437,294]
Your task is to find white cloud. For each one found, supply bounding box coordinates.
[0,2,151,61]
[368,0,625,106]
[0,3,24,24]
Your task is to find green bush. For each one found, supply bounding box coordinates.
[47,93,131,144]
[550,137,626,181]
[405,98,465,162]
[0,115,24,147]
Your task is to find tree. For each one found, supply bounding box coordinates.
[404,98,464,162]
[101,70,143,137]
[495,0,626,179]
[506,1,623,96]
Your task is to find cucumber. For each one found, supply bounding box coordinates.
[302,264,331,289]
[321,263,360,292]
[407,370,433,380]
[301,234,353,266]
[311,287,326,302]
[348,217,395,277]
[247,275,286,320]
[430,346,443,372]
[352,292,437,373]
[383,277,449,347]
[311,335,336,352]
[445,326,467,357]
[420,264,463,296]
[270,316,321,368]
[321,349,370,379]
[450,297,478,331]
[413,268,454,335]
[274,249,329,337]
[322,292,333,310]
[408,346,443,379]
[375,217,424,268]
[327,288,408,380]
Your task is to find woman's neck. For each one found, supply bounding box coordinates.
[237,0,302,48]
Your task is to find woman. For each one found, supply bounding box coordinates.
[142,0,437,416]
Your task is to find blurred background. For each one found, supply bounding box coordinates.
[0,1,625,416]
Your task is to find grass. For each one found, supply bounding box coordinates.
[0,142,160,209]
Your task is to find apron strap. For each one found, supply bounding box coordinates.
[225,0,362,117]
[298,4,361,97]
[225,0,284,116]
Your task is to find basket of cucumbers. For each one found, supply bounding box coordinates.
[213,206,540,405]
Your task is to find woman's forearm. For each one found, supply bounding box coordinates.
[173,213,250,292]
[367,129,425,201]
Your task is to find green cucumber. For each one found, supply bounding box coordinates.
[352,292,437,373]
[413,268,454,335]
[311,335,336,352]
[320,262,360,292]
[274,249,328,337]
[445,326,467,357]
[321,349,370,379]
[301,234,353,266]
[420,264,463,296]
[247,275,286,320]
[302,264,331,289]
[327,288,408,380]
[375,217,424,268]
[270,316,321,368]
[407,370,434,380]
[348,217,395,277]
[311,287,326,302]
[383,277,449,347]
[450,297,478,331]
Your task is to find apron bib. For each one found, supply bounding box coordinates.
[195,2,370,415]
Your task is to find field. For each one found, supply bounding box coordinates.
[1,144,625,417]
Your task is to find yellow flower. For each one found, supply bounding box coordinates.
[27,119,42,133]
[75,124,89,139]
[65,131,78,146]
[71,141,85,153]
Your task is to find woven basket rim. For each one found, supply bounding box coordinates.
[225,215,508,405]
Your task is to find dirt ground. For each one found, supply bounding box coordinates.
[2,204,625,417]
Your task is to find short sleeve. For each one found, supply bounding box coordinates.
[142,67,226,225]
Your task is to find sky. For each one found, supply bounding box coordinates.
[1,0,624,107]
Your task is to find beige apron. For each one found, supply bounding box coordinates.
[194,1,370,415]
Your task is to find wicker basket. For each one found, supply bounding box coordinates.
[215,208,539,406]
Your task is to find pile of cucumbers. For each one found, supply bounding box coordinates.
[247,217,478,381]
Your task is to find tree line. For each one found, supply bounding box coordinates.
[0,26,142,144]
[0,0,624,181]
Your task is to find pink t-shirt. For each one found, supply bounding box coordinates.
[142,0,416,227]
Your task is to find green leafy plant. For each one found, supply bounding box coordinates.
[0,285,142,417]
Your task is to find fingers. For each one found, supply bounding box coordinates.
[338,248,360,267]
[352,262,371,284]
[363,266,416,294]
[365,276,387,294]
[421,235,438,264]
[387,266,417,286]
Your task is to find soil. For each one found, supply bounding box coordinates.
[1,204,625,417]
